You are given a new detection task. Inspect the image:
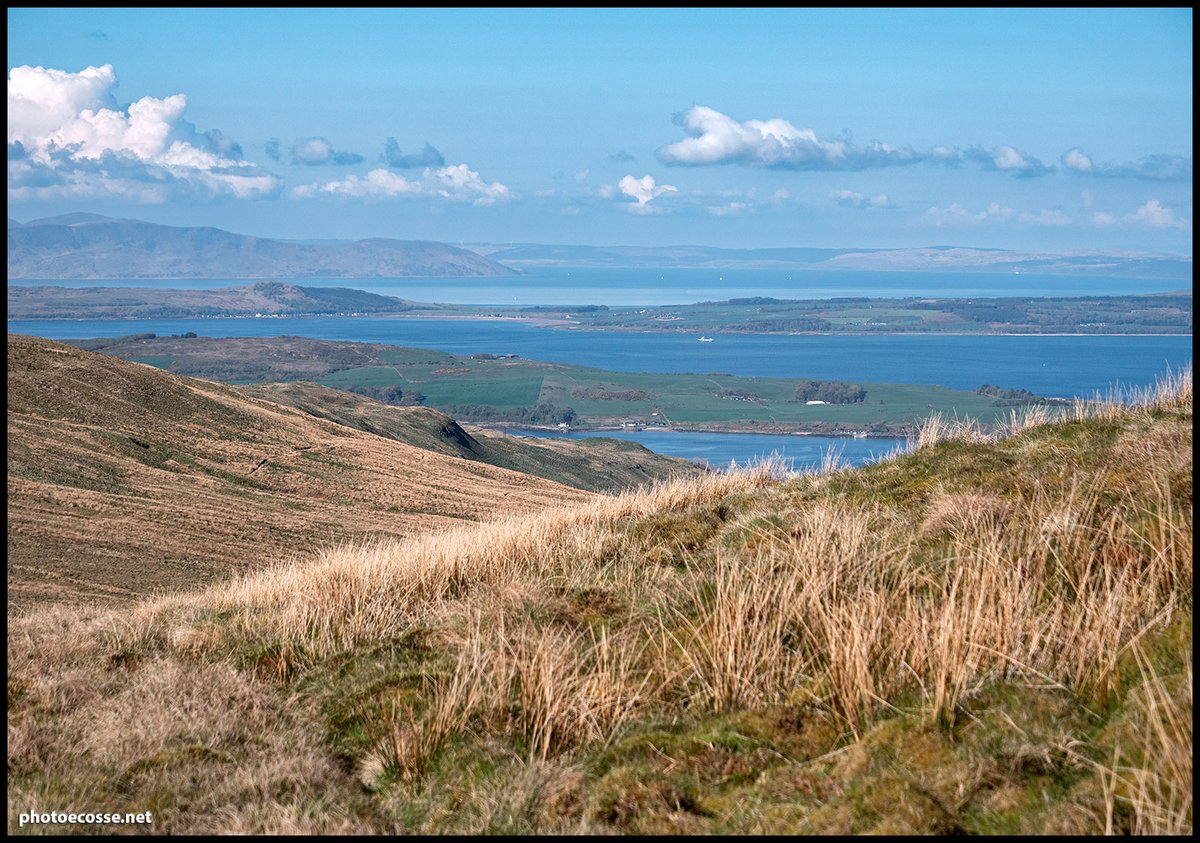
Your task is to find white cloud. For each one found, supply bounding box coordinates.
[658,106,924,171]
[1063,148,1093,173]
[965,145,1052,176]
[7,64,279,200]
[294,163,509,204]
[617,174,677,213]
[1092,211,1116,226]
[1133,199,1188,229]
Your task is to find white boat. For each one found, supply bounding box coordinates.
[697,336,714,342]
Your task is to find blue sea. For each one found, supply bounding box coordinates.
[9,268,1192,469]
[507,428,900,472]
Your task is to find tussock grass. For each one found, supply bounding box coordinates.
[8,370,1191,834]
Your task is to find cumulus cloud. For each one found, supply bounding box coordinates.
[7,63,280,201]
[1092,211,1116,226]
[616,174,677,213]
[657,106,924,170]
[381,138,444,169]
[293,163,509,204]
[1133,199,1188,229]
[830,189,892,208]
[609,150,637,163]
[264,138,282,161]
[1063,148,1093,173]
[1062,148,1191,180]
[290,136,364,166]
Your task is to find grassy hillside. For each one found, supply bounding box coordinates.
[6,334,592,611]
[72,334,1027,434]
[246,381,701,493]
[7,368,1190,834]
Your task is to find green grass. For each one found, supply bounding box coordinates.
[8,380,1190,834]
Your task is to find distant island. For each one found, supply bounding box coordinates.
[6,281,436,320]
[510,292,1193,335]
[6,213,519,279]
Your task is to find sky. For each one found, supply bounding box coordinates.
[6,8,1193,253]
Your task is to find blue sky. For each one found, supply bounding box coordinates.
[7,8,1193,252]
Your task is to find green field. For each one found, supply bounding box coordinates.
[309,351,1022,433]
[72,334,1058,434]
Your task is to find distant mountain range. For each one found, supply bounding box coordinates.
[6,214,519,279]
[8,213,1191,280]
[467,242,1192,279]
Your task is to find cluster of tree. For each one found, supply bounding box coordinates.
[793,380,867,404]
[976,384,1055,406]
[345,383,426,406]
[447,401,577,425]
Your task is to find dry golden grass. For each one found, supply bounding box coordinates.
[8,368,1192,834]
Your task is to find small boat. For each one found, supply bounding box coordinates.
[697,336,714,342]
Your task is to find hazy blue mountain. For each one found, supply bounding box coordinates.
[8,214,520,279]
[469,242,1192,279]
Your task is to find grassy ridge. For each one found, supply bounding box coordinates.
[7,370,1191,834]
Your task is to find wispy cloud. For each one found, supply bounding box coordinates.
[616,174,677,213]
[924,202,1014,225]
[292,163,509,204]
[291,136,364,166]
[1061,148,1191,180]
[830,189,893,208]
[1018,208,1073,226]
[7,64,280,200]
[706,201,749,216]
